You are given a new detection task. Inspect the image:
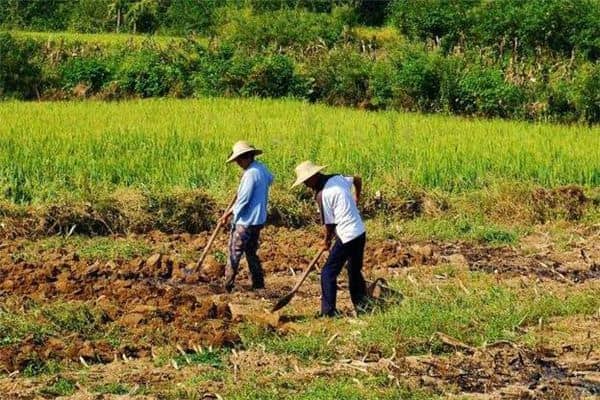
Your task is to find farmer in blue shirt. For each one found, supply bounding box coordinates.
[219,141,274,292]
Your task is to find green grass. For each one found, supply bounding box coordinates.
[226,378,436,400]
[240,324,337,361]
[173,348,226,368]
[92,382,131,395]
[40,376,76,396]
[357,273,600,355]
[0,98,598,206]
[5,30,189,47]
[0,301,110,346]
[14,236,152,263]
[243,272,600,358]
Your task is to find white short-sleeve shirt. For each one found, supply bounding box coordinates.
[317,175,365,243]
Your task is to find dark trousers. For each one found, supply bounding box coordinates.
[321,233,367,316]
[224,224,264,290]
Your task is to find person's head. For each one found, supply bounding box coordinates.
[291,161,327,191]
[234,151,255,169]
[226,140,262,169]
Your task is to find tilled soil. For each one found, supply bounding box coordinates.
[0,227,599,398]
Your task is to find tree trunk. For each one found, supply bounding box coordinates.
[116,8,121,33]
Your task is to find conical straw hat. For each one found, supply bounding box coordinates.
[226,140,263,163]
[291,160,327,188]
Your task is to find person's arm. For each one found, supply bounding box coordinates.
[352,175,362,204]
[323,224,335,250]
[218,194,237,225]
[219,172,254,225]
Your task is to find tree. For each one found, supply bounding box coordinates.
[125,0,159,33]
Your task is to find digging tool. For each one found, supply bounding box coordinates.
[271,248,327,312]
[196,195,237,269]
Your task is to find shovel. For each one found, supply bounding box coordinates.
[196,195,237,269]
[271,248,327,312]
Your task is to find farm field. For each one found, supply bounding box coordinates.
[0,98,599,399]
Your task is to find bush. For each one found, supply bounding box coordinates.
[68,0,111,33]
[0,0,70,31]
[219,8,345,49]
[474,0,597,58]
[389,0,480,49]
[192,45,235,97]
[546,81,580,123]
[575,63,600,125]
[59,57,113,92]
[242,55,304,98]
[164,0,222,35]
[0,33,42,99]
[193,49,305,99]
[303,46,372,106]
[452,66,525,118]
[117,47,185,97]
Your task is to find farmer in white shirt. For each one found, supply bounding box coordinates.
[292,161,368,317]
[219,141,274,292]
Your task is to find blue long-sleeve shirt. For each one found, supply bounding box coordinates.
[233,160,274,226]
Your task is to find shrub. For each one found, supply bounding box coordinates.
[117,47,185,97]
[452,66,525,118]
[59,57,113,92]
[219,8,345,49]
[389,0,480,49]
[474,0,597,58]
[192,45,235,97]
[391,48,444,111]
[242,55,303,98]
[575,63,600,125]
[164,0,222,35]
[303,46,372,106]
[68,0,111,33]
[0,33,42,99]
[546,81,579,123]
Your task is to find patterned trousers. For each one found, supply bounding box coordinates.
[224,224,264,291]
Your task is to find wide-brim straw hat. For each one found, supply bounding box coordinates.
[226,140,263,163]
[291,160,327,188]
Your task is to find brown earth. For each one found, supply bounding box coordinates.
[0,226,598,398]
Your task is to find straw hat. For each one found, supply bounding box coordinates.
[291,161,327,188]
[226,140,263,163]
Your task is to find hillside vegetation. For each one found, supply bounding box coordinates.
[1,0,599,123]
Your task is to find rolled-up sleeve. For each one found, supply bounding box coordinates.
[233,171,255,218]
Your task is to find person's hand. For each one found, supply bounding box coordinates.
[218,213,231,226]
[353,194,359,205]
[322,238,332,251]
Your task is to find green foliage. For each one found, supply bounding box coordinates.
[174,348,225,367]
[452,65,525,118]
[93,382,131,395]
[474,0,599,58]
[358,275,600,354]
[389,0,479,49]
[241,55,303,98]
[68,0,112,33]
[59,57,114,92]
[0,33,42,99]
[220,8,345,49]
[117,46,185,97]
[164,0,223,35]
[0,0,70,31]
[41,377,76,396]
[304,46,372,106]
[575,63,600,125]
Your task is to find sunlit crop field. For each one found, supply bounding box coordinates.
[1,98,598,204]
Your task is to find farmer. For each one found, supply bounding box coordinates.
[219,141,274,292]
[292,161,368,317]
